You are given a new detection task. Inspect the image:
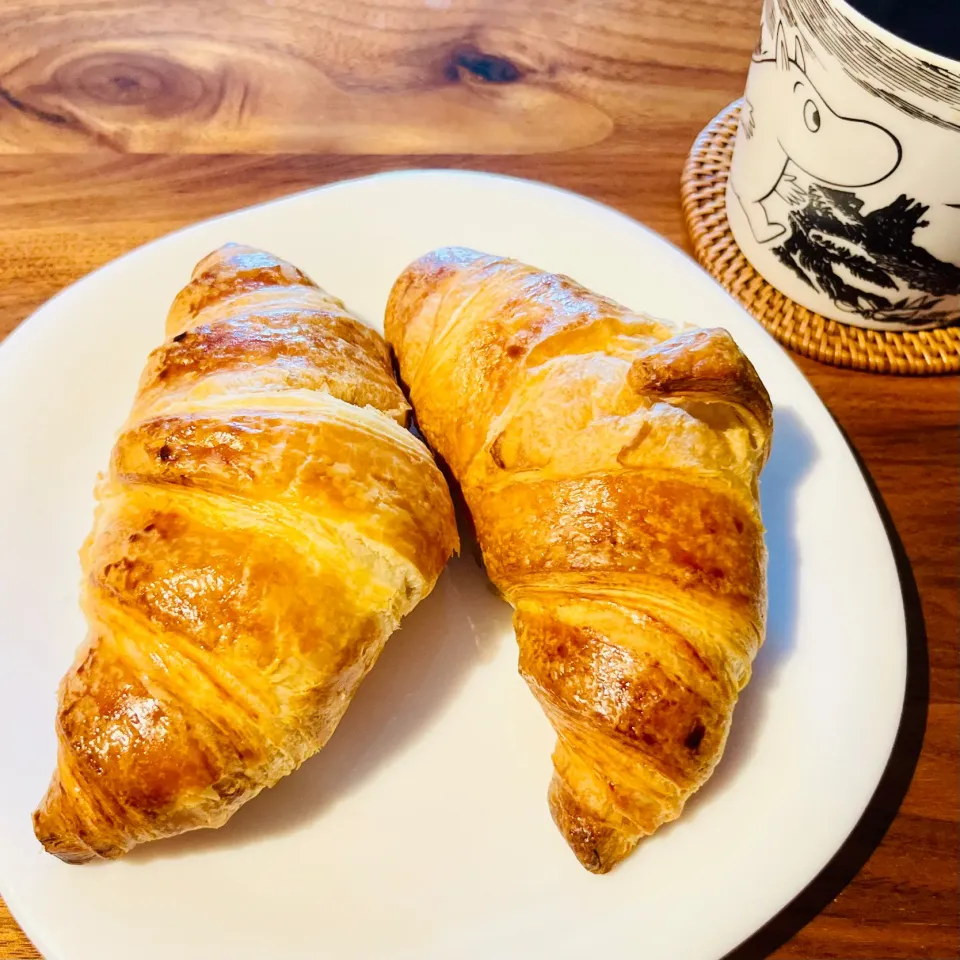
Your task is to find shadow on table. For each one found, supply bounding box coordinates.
[723,419,929,960]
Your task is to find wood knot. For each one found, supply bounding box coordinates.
[446,45,522,84]
[54,51,206,118]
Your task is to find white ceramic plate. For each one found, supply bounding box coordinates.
[0,171,905,960]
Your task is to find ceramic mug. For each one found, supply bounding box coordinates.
[726,0,960,330]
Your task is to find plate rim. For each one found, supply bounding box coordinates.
[721,415,921,960]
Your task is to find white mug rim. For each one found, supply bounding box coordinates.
[833,0,960,74]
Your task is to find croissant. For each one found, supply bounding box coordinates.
[385,247,772,873]
[33,244,458,862]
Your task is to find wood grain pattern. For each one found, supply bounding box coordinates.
[0,0,758,153]
[0,1,957,958]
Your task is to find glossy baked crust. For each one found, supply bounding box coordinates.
[385,247,772,873]
[33,244,458,862]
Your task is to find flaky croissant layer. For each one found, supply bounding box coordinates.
[386,247,772,873]
[34,245,458,862]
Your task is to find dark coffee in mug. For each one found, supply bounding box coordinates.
[846,0,960,60]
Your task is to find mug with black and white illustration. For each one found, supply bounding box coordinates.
[726,0,960,330]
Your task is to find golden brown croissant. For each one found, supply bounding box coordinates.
[385,247,772,874]
[33,244,458,862]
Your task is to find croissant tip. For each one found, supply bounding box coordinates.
[33,811,91,864]
[32,780,108,864]
[548,771,640,875]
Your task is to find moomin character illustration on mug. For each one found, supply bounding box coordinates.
[730,23,901,244]
[726,0,960,329]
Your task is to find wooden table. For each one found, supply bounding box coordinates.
[1,0,957,957]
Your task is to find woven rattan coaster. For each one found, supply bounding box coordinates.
[681,100,960,375]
